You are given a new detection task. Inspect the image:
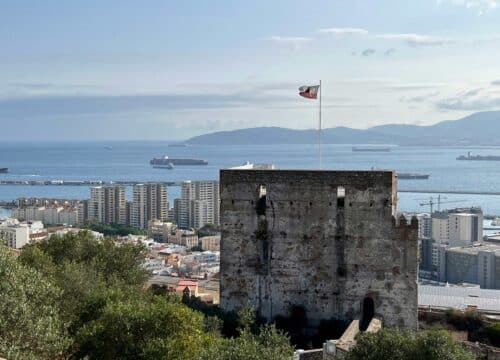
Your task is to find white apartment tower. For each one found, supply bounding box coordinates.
[88,186,105,223]
[448,213,482,246]
[178,180,219,229]
[88,186,126,225]
[432,208,483,246]
[131,183,168,229]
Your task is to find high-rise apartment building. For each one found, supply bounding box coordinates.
[88,186,126,225]
[131,183,168,229]
[77,200,88,224]
[417,213,432,239]
[421,207,484,279]
[432,207,483,246]
[88,186,105,223]
[177,180,219,229]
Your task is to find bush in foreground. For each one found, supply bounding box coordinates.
[344,328,475,360]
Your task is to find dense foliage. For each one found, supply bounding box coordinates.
[197,223,220,238]
[445,309,485,334]
[81,221,147,236]
[0,247,70,359]
[484,322,500,347]
[344,329,475,360]
[0,231,482,360]
[1,231,294,360]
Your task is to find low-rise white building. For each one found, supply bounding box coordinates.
[0,222,29,249]
[11,206,79,226]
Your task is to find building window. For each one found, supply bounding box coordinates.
[256,185,267,216]
[258,185,267,198]
[337,186,345,208]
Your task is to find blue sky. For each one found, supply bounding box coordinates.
[1,0,500,140]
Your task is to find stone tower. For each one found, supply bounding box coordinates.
[219,170,418,329]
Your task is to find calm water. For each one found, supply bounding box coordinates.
[1,141,500,215]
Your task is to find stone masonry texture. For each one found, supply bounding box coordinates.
[220,170,418,329]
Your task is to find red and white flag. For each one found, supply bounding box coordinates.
[299,84,320,99]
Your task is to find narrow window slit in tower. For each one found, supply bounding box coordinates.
[337,186,345,208]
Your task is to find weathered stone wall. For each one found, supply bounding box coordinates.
[220,170,417,330]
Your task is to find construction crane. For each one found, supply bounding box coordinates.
[419,195,467,215]
[418,196,468,241]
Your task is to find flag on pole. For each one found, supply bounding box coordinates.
[298,84,320,99]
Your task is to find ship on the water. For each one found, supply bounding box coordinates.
[150,156,207,167]
[457,152,500,161]
[168,143,188,147]
[397,173,429,180]
[152,162,174,170]
[229,161,276,170]
[352,146,391,152]
[0,168,8,173]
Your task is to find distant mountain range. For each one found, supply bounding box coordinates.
[185,111,500,146]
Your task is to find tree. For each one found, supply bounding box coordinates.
[198,307,294,360]
[18,231,148,337]
[197,224,220,238]
[198,324,294,360]
[20,231,148,287]
[484,322,500,347]
[344,329,475,360]
[75,295,215,360]
[81,221,147,236]
[0,247,70,359]
[14,232,296,359]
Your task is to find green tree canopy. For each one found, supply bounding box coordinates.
[8,231,295,359]
[344,328,475,360]
[18,231,148,336]
[0,247,70,359]
[81,221,147,236]
[198,324,294,360]
[76,295,214,360]
[20,231,148,286]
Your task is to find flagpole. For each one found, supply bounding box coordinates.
[319,80,322,169]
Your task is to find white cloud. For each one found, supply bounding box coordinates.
[376,33,452,47]
[361,48,376,56]
[437,0,499,14]
[384,48,396,56]
[317,27,368,36]
[267,36,313,49]
[436,84,500,110]
[400,91,440,103]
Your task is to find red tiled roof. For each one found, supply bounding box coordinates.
[178,280,198,286]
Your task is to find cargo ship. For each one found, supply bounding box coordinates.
[230,161,276,170]
[456,152,500,161]
[397,173,429,180]
[352,146,391,152]
[168,143,187,147]
[0,168,8,173]
[150,156,207,167]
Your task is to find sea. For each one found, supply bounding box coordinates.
[1,141,500,219]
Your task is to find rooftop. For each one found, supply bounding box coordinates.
[419,284,500,314]
[447,242,500,255]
